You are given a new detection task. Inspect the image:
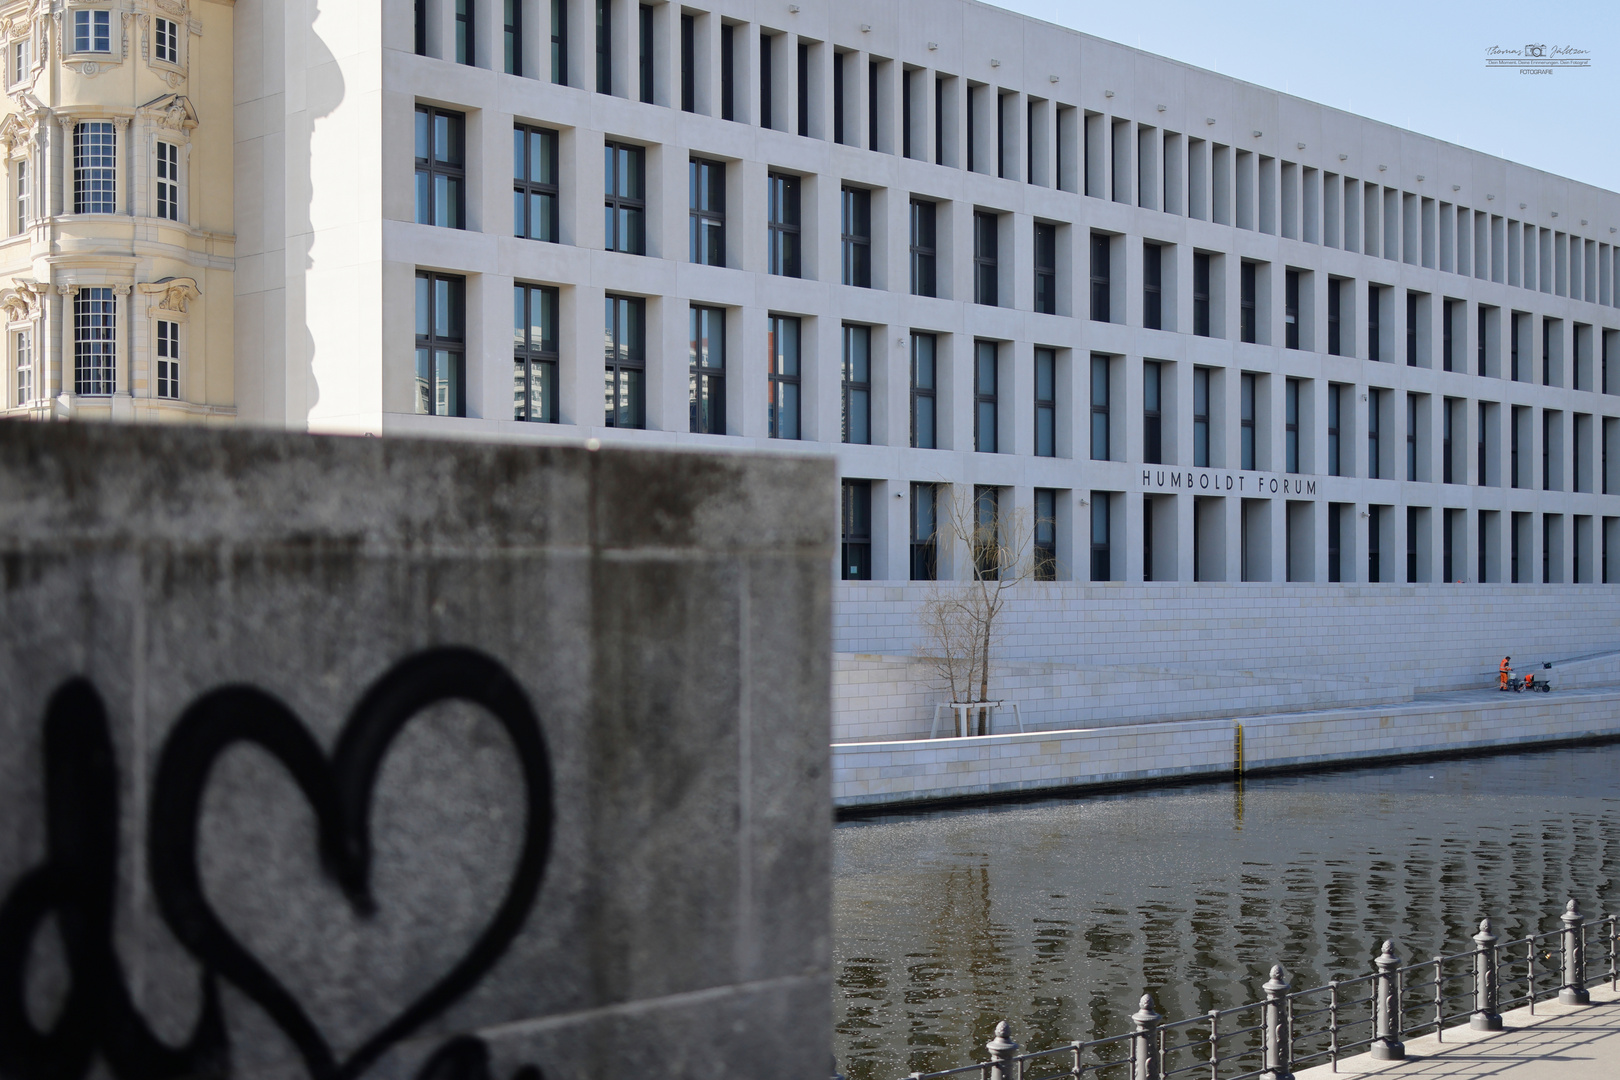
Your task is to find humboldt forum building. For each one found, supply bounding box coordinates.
[2,0,1618,763]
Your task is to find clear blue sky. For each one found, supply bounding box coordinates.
[994,0,1618,193]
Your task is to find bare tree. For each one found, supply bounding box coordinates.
[917,486,1039,735]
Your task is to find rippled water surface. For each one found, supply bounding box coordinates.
[833,744,1620,1080]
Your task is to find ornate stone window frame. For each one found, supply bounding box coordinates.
[146,0,189,86]
[0,113,35,238]
[136,94,194,225]
[60,1,125,74]
[0,280,46,408]
[136,276,197,401]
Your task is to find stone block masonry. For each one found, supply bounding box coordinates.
[0,424,835,1080]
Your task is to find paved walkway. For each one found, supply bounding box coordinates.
[1296,985,1620,1078]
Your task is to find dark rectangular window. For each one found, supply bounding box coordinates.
[1327,384,1342,476]
[1193,253,1211,337]
[1368,505,1381,582]
[1090,495,1111,582]
[841,187,871,288]
[902,68,912,157]
[996,90,1006,178]
[909,199,936,297]
[513,282,559,423]
[797,42,809,137]
[689,304,726,434]
[1543,318,1552,385]
[689,157,726,266]
[767,173,801,277]
[1090,354,1111,461]
[720,25,734,120]
[867,62,879,152]
[1328,503,1342,582]
[1443,399,1454,483]
[1239,261,1256,344]
[973,486,999,581]
[842,324,871,444]
[1511,513,1522,582]
[1368,284,1381,362]
[1367,387,1382,479]
[974,211,999,306]
[966,85,977,172]
[1543,415,1552,490]
[603,142,646,254]
[414,272,465,417]
[1442,299,1454,371]
[679,13,694,110]
[833,53,846,144]
[911,333,936,449]
[974,340,998,452]
[72,287,116,396]
[1034,223,1057,315]
[640,4,654,103]
[934,76,944,166]
[768,314,800,438]
[1406,291,1418,366]
[1193,366,1211,468]
[456,0,475,65]
[1034,489,1057,581]
[1327,278,1342,355]
[1443,508,1455,582]
[1285,269,1299,349]
[72,121,118,209]
[603,294,645,428]
[416,0,427,55]
[513,125,559,241]
[1542,515,1552,583]
[1143,494,1154,582]
[759,33,772,128]
[504,0,522,75]
[1144,360,1163,465]
[1035,347,1056,458]
[1285,378,1299,473]
[1511,407,1521,488]
[1240,372,1256,469]
[911,482,937,581]
[550,0,567,84]
[415,107,465,228]
[841,480,872,580]
[155,141,179,221]
[155,320,178,400]
[1143,242,1162,330]
[1511,313,1522,380]
[1478,403,1487,486]
[595,0,611,93]
[1407,395,1418,481]
[1089,232,1111,322]
[1478,306,1487,375]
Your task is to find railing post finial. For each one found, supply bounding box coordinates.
[1131,993,1162,1080]
[1471,917,1502,1031]
[1560,899,1591,1006]
[1371,941,1406,1061]
[986,1020,1020,1080]
[1261,964,1294,1080]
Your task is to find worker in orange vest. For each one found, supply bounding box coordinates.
[1499,656,1512,691]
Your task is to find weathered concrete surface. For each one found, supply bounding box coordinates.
[0,423,835,1080]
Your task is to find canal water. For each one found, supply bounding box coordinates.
[833,742,1620,1080]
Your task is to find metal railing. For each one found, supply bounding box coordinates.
[861,901,1618,1080]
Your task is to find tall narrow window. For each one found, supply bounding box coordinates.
[14,329,31,406]
[155,141,179,221]
[73,10,110,53]
[911,483,938,581]
[504,0,522,75]
[767,173,800,277]
[1193,366,1211,467]
[1477,306,1487,375]
[1407,396,1418,481]
[1034,489,1057,581]
[1285,269,1299,349]
[1542,318,1551,386]
[868,60,879,150]
[1034,223,1057,315]
[514,283,559,422]
[1327,278,1342,355]
[911,333,936,449]
[1367,388,1382,479]
[72,122,116,214]
[974,211,998,306]
[413,273,465,416]
[973,486,1000,581]
[1328,504,1342,582]
[639,4,655,104]
[551,0,568,84]
[154,18,179,65]
[73,287,116,396]
[909,199,936,297]
[1327,384,1342,476]
[1239,261,1257,344]
[1367,506,1381,583]
[603,294,645,428]
[596,0,611,93]
[1478,403,1487,486]
[1367,284,1381,362]
[1285,378,1299,473]
[842,324,870,444]
[934,76,944,166]
[14,157,27,233]
[767,314,800,439]
[414,106,464,228]
[720,25,734,120]
[1510,312,1522,380]
[966,85,977,172]
[1143,242,1162,330]
[759,33,773,129]
[1192,252,1210,337]
[418,2,428,65]
[832,53,846,145]
[689,157,726,266]
[1089,232,1111,322]
[155,320,179,400]
[1442,299,1454,371]
[841,480,872,580]
[456,0,475,65]
[796,42,809,137]
[12,38,29,84]
[1034,347,1056,458]
[689,304,726,434]
[1443,399,1454,483]
[1090,354,1111,461]
[1406,292,1418,366]
[974,340,998,453]
[902,68,912,158]
[514,125,559,241]
[1240,372,1256,469]
[1090,495,1111,582]
[1143,360,1163,465]
[603,142,646,254]
[680,13,695,111]
[841,187,871,288]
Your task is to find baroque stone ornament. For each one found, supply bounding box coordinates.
[138,277,200,313]
[0,280,46,322]
[139,92,198,131]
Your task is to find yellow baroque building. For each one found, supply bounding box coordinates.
[0,0,232,421]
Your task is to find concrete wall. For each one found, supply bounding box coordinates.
[0,424,835,1080]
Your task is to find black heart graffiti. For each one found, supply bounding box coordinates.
[0,647,552,1080]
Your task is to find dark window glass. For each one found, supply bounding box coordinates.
[759,32,772,128]
[639,5,654,104]
[596,0,611,92]
[973,485,999,580]
[842,324,871,444]
[1478,403,1487,486]
[415,107,465,228]
[768,314,800,438]
[1543,318,1552,386]
[869,61,879,149]
[1328,385,1341,476]
[1443,399,1454,484]
[797,42,809,137]
[1090,354,1111,461]
[1090,495,1111,582]
[911,333,936,449]
[1408,506,1419,582]
[1143,242,1162,330]
[1034,223,1057,315]
[1034,489,1057,581]
[841,480,872,580]
[911,483,938,581]
[505,0,522,75]
[1089,232,1110,322]
[1239,261,1256,344]
[603,294,645,427]
[680,13,695,111]
[767,173,800,277]
[1368,284,1382,362]
[456,0,474,65]
[1327,278,1342,355]
[155,320,179,400]
[689,157,726,266]
[1193,366,1211,468]
[1407,395,1418,481]
[720,25,734,120]
[833,53,846,144]
[72,287,116,395]
[1143,360,1162,465]
[974,340,998,453]
[603,142,646,254]
[974,211,998,306]
[1285,378,1299,474]
[513,283,559,422]
[1328,503,1342,582]
[966,85,976,172]
[1511,313,1521,380]
[1193,252,1210,337]
[1240,372,1256,470]
[1368,387,1382,479]
[1368,505,1381,582]
[417,0,428,56]
[155,141,179,221]
[841,187,871,288]
[1406,292,1419,366]
[1035,348,1056,458]
[1143,494,1154,582]
[414,272,465,417]
[514,125,559,241]
[902,68,912,158]
[72,122,118,215]
[934,76,943,166]
[689,304,726,434]
[550,0,568,84]
[1285,269,1299,349]
[909,199,936,297]
[1543,414,1551,490]
[74,11,111,53]
[1442,299,1454,371]
[1478,306,1487,375]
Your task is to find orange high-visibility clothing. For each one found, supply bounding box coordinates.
[1499,658,1511,688]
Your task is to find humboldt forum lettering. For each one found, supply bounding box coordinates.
[1141,470,1318,498]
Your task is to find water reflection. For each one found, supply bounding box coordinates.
[833,743,1620,1080]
